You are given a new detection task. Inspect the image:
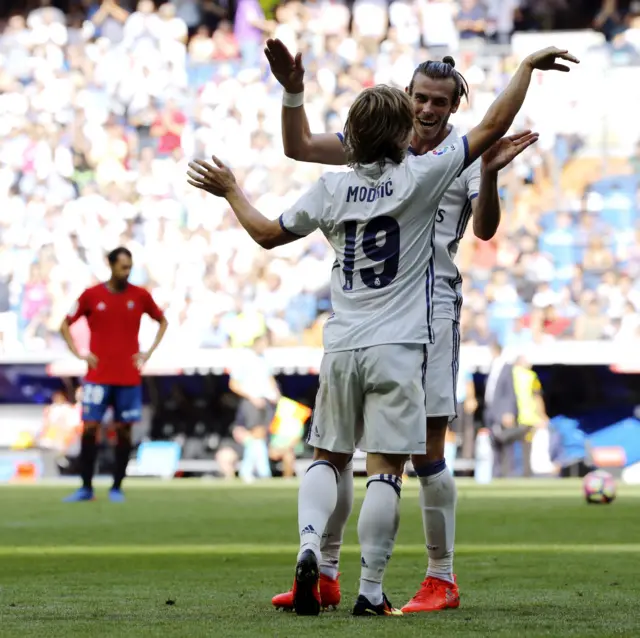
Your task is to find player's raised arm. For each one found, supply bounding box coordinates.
[265,38,346,165]
[472,131,539,240]
[187,157,323,249]
[465,47,578,166]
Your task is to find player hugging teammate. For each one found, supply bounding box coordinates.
[189,43,577,616]
[60,247,168,502]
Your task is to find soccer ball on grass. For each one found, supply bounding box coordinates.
[582,469,616,504]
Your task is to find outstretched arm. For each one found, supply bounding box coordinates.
[188,158,295,249]
[465,47,578,166]
[188,157,326,250]
[265,38,346,165]
[473,131,539,240]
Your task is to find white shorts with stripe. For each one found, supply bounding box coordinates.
[425,318,460,420]
[308,344,428,455]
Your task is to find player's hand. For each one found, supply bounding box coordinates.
[481,130,539,173]
[81,353,98,369]
[524,47,579,72]
[187,157,236,197]
[264,38,305,93]
[133,352,149,370]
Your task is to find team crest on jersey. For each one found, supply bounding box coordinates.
[97,302,106,311]
[127,301,135,309]
[432,144,456,156]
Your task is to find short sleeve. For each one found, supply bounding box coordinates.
[411,136,468,179]
[408,136,469,203]
[143,290,165,322]
[278,179,325,238]
[66,291,89,325]
[465,158,481,200]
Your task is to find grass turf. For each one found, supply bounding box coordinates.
[0,479,639,637]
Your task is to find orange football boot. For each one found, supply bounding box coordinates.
[401,575,460,613]
[272,572,341,611]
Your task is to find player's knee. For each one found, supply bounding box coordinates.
[312,448,350,473]
[427,415,449,434]
[366,452,407,477]
[82,421,100,437]
[115,423,132,442]
[423,415,448,460]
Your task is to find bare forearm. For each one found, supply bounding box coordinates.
[481,62,533,139]
[91,7,108,26]
[60,322,81,358]
[147,318,168,356]
[109,4,130,22]
[473,168,501,240]
[282,102,311,159]
[226,186,274,248]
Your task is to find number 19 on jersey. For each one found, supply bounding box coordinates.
[342,217,400,291]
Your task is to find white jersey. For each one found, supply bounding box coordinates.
[279,139,468,352]
[410,128,481,321]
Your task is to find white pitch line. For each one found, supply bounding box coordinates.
[1,543,639,557]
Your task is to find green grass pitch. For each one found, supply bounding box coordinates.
[1,478,639,637]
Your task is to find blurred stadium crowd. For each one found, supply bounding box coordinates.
[1,0,640,357]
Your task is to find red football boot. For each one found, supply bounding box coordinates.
[401,575,460,613]
[272,572,341,611]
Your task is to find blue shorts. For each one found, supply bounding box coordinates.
[82,383,142,424]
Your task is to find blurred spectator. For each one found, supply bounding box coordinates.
[228,335,280,482]
[234,0,267,68]
[0,0,638,357]
[88,0,130,43]
[488,352,549,477]
[455,0,488,40]
[573,297,609,340]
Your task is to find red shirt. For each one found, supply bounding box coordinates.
[152,110,186,155]
[66,283,164,386]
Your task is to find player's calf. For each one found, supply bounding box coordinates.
[410,422,460,615]
[355,453,405,612]
[111,423,132,497]
[63,421,100,502]
[292,450,348,615]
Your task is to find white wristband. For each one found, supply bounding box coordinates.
[282,90,304,108]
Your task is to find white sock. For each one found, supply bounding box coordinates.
[358,474,402,606]
[297,461,339,564]
[320,459,354,580]
[418,462,457,584]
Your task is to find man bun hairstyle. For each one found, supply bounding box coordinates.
[408,55,469,105]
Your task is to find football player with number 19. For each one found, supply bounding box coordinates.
[60,247,168,502]
[187,45,577,616]
[265,38,577,613]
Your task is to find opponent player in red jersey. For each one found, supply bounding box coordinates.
[60,247,168,502]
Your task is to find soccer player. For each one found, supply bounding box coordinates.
[187,46,576,617]
[60,247,168,502]
[264,39,555,612]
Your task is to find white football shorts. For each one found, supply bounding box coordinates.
[307,343,428,455]
[425,318,460,420]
